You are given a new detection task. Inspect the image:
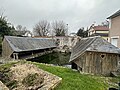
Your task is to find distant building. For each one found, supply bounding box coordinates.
[53,36,80,52]
[29,35,80,52]
[2,36,56,59]
[107,9,120,47]
[70,36,120,76]
[15,30,32,37]
[88,25,109,41]
[23,31,32,37]
[69,33,77,36]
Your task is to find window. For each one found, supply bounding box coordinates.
[111,38,118,47]
[111,36,119,47]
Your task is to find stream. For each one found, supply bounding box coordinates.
[27,52,71,67]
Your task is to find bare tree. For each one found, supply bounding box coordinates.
[33,20,50,36]
[52,21,68,36]
[16,25,22,31]
[16,25,28,36]
[16,25,27,31]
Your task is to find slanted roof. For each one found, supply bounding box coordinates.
[107,9,120,19]
[93,26,109,31]
[90,33,108,37]
[70,36,120,62]
[5,36,56,52]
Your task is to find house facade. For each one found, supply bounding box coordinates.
[107,9,120,47]
[70,36,120,76]
[88,25,109,41]
[53,36,80,52]
[30,35,80,52]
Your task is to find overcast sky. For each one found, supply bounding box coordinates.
[0,0,120,34]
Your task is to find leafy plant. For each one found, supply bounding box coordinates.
[22,73,44,87]
[6,80,18,90]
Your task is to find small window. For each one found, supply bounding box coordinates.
[100,54,106,59]
[111,38,118,47]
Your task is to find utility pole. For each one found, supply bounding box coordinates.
[66,24,68,36]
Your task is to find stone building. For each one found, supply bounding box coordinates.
[53,36,80,52]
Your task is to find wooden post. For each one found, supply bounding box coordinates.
[32,52,34,56]
[13,53,16,60]
[16,53,19,59]
[13,53,19,59]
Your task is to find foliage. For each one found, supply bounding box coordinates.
[6,80,18,90]
[0,15,16,54]
[0,71,10,84]
[0,61,119,90]
[0,15,16,39]
[27,52,70,65]
[0,71,18,90]
[0,62,17,71]
[16,25,27,31]
[33,20,50,36]
[76,27,88,38]
[22,73,44,87]
[0,37,2,54]
[0,62,18,90]
[15,25,31,36]
[52,21,68,36]
[33,20,68,36]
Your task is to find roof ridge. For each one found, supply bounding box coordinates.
[107,9,120,19]
[81,36,100,40]
[69,37,98,62]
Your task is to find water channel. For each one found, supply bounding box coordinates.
[27,52,71,66]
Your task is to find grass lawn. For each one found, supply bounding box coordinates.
[0,61,119,90]
[32,62,119,90]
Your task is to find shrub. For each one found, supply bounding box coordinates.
[22,73,44,87]
[0,37,2,55]
[6,80,18,90]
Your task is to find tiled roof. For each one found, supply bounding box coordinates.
[107,9,120,19]
[93,26,109,31]
[90,33,108,37]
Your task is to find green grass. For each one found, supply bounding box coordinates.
[0,61,119,90]
[0,62,18,89]
[31,62,119,90]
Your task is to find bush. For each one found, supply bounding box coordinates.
[6,80,18,90]
[22,73,44,87]
[0,37,2,55]
[0,68,17,90]
[0,71,10,84]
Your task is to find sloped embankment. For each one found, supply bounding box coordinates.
[0,61,119,90]
[0,61,62,90]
